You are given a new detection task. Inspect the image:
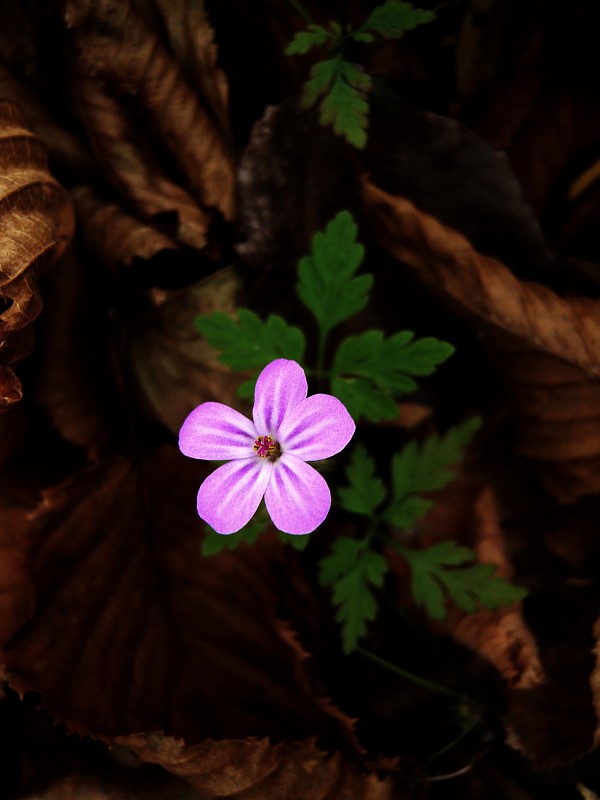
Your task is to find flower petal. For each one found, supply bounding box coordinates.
[253,359,307,438]
[197,458,272,534]
[278,394,356,461]
[264,454,331,535]
[179,402,256,460]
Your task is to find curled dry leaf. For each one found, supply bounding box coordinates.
[20,770,201,800]
[115,734,394,800]
[0,98,74,409]
[443,487,544,690]
[34,249,114,453]
[65,0,235,221]
[72,185,179,270]
[1,448,359,751]
[72,76,212,252]
[128,267,245,435]
[362,177,600,502]
[150,0,231,141]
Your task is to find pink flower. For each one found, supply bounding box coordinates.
[179,359,356,535]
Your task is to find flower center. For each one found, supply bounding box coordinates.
[253,435,280,460]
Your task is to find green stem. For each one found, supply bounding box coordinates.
[287,0,315,25]
[356,646,464,700]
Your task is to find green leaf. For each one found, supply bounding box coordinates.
[356,0,436,40]
[401,541,528,620]
[285,23,332,55]
[195,309,306,397]
[296,211,372,337]
[334,330,453,391]
[385,418,481,529]
[278,532,311,550]
[338,445,386,516]
[331,377,398,422]
[201,518,267,556]
[301,57,372,149]
[320,538,387,652]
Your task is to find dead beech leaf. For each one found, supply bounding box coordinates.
[72,185,179,270]
[65,0,235,221]
[1,448,358,749]
[0,505,34,642]
[20,771,201,800]
[72,76,212,252]
[362,177,600,502]
[115,734,394,799]
[34,249,114,453]
[150,0,230,141]
[128,268,244,435]
[443,488,544,690]
[0,98,74,409]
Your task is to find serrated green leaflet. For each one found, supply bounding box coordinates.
[296,210,371,338]
[401,541,528,620]
[338,445,386,516]
[331,330,454,420]
[278,532,311,550]
[302,57,372,149]
[195,310,306,398]
[320,538,387,652]
[285,23,331,55]
[201,519,266,556]
[331,377,398,422]
[385,418,481,529]
[356,0,436,40]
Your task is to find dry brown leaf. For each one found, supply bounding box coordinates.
[34,248,114,453]
[443,488,544,690]
[72,76,212,252]
[20,770,202,800]
[116,734,394,799]
[0,63,93,179]
[1,448,359,750]
[65,0,235,221]
[150,0,230,140]
[362,177,600,502]
[590,614,600,748]
[72,185,179,270]
[0,505,34,642]
[127,268,244,435]
[0,98,74,409]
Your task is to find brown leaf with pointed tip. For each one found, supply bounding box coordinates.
[20,770,201,800]
[72,76,212,252]
[362,177,600,502]
[115,734,394,799]
[1,448,359,751]
[0,98,74,409]
[128,268,244,434]
[150,0,230,141]
[72,185,179,270]
[443,487,544,690]
[65,0,235,221]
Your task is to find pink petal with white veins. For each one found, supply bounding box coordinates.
[278,394,356,461]
[197,458,272,534]
[179,402,256,460]
[253,359,307,438]
[264,454,331,535]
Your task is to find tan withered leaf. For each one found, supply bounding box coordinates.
[0,99,74,409]
[442,487,544,690]
[72,76,212,252]
[150,0,230,140]
[1,448,358,749]
[20,770,201,799]
[65,0,235,221]
[34,249,113,453]
[362,177,600,502]
[115,734,394,799]
[128,268,244,435]
[72,185,179,270]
